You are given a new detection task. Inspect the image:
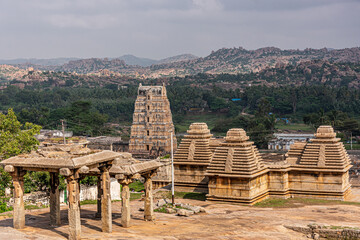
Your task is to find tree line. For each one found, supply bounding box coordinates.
[0,83,359,140]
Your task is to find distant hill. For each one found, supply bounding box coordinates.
[53,58,130,74]
[0,57,79,66]
[2,60,359,89]
[117,54,157,67]
[117,54,198,66]
[157,54,198,64]
[4,47,360,78]
[149,47,360,76]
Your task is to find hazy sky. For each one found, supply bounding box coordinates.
[1,0,359,59]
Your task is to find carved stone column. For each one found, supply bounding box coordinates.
[12,168,25,229]
[67,175,81,240]
[95,176,102,218]
[143,171,156,221]
[119,178,132,228]
[50,172,61,226]
[100,166,112,233]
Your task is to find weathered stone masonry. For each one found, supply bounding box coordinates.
[174,124,352,204]
[129,83,177,158]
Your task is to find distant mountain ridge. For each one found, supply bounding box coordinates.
[117,55,157,67]
[54,58,129,74]
[1,60,359,89]
[3,47,360,78]
[148,47,360,76]
[0,57,80,66]
[117,53,198,66]
[157,54,198,64]
[1,53,199,69]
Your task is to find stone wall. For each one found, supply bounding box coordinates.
[207,173,269,204]
[174,165,209,193]
[152,158,172,189]
[59,178,121,203]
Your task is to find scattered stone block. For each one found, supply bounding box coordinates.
[177,209,194,217]
[156,199,167,207]
[165,208,176,214]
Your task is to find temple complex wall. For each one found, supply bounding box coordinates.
[171,124,352,204]
[152,158,171,189]
[207,173,269,204]
[287,171,351,200]
[174,164,209,193]
[267,170,290,198]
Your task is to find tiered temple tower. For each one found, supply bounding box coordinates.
[129,83,177,158]
[206,128,268,204]
[173,123,213,193]
[285,125,352,199]
[173,125,352,204]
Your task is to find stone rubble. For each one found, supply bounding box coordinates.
[154,198,206,217]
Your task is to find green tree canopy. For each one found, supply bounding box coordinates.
[0,108,41,159]
[0,109,41,210]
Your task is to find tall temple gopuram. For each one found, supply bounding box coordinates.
[129,83,177,158]
[174,124,352,204]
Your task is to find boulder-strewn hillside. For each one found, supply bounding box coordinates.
[0,65,28,83]
[55,47,358,77]
[157,54,198,64]
[54,58,131,74]
[149,47,360,76]
[1,60,359,89]
[6,47,360,78]
[185,60,360,90]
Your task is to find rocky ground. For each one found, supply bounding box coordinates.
[0,189,360,240]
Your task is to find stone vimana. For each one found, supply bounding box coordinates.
[175,123,352,204]
[129,83,177,158]
[173,122,213,193]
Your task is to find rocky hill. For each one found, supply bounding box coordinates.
[0,57,79,66]
[7,47,360,78]
[198,60,360,89]
[157,54,198,64]
[117,54,157,67]
[53,58,132,74]
[149,47,360,77]
[1,60,359,90]
[117,54,198,66]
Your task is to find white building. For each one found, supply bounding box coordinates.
[36,129,73,141]
[268,133,314,151]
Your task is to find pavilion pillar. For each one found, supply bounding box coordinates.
[144,172,155,221]
[12,168,25,229]
[100,166,112,233]
[119,178,132,228]
[67,175,81,240]
[50,172,61,226]
[95,176,102,218]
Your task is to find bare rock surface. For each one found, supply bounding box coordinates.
[0,189,360,240]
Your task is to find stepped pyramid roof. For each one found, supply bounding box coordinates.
[206,128,266,177]
[286,125,351,170]
[173,122,213,165]
[209,137,225,153]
